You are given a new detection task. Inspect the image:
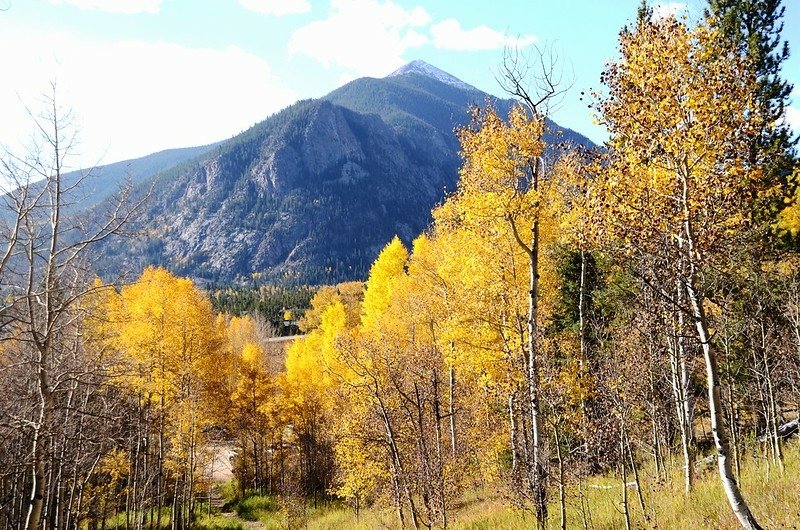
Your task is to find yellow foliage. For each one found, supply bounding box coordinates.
[594,17,765,264]
[101,267,225,478]
[360,236,408,336]
[777,166,800,237]
[105,267,223,403]
[300,281,363,332]
[241,342,264,367]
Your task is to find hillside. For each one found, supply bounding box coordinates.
[96,61,594,284]
[3,144,214,216]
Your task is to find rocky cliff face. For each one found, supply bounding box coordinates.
[98,62,593,284]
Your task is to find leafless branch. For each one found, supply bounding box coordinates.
[495,42,575,120]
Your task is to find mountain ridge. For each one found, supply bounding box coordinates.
[94,61,594,285]
[387,59,478,92]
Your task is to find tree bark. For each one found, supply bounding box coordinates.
[448,365,456,457]
[620,424,631,530]
[507,153,547,527]
[757,305,784,473]
[679,165,762,529]
[687,282,763,529]
[553,423,566,530]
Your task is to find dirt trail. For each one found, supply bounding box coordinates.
[217,512,266,529]
[205,443,267,529]
[206,442,236,483]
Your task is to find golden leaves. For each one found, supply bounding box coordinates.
[777,166,800,237]
[594,16,766,265]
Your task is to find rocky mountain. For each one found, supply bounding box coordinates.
[97,61,594,285]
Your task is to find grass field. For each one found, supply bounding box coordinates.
[210,440,800,529]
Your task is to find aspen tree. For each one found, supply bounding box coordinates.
[595,15,766,529]
[456,104,550,525]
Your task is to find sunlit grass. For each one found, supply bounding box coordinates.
[211,442,799,529]
[194,514,246,530]
[305,441,799,529]
[443,442,800,529]
[563,442,800,529]
[235,493,279,521]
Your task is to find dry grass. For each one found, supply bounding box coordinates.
[297,441,800,529]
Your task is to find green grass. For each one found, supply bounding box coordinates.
[235,493,280,521]
[194,514,246,530]
[555,443,800,529]
[442,442,800,529]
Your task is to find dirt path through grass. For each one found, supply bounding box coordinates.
[217,511,266,529]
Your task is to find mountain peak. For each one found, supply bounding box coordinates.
[387,60,477,92]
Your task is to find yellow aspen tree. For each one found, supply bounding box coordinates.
[426,211,526,485]
[283,300,346,500]
[292,288,405,513]
[299,281,363,333]
[360,236,409,337]
[595,15,767,529]
[230,341,276,492]
[355,239,420,528]
[319,239,429,528]
[777,166,800,237]
[106,266,223,525]
[455,104,552,526]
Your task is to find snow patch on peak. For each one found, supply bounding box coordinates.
[387,60,476,92]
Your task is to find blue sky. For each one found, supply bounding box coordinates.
[1,0,798,172]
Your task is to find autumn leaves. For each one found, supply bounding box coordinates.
[277,13,794,530]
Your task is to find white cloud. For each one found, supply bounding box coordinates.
[288,0,430,77]
[652,2,688,22]
[786,106,800,135]
[49,0,163,14]
[430,19,536,51]
[0,29,297,172]
[238,0,311,16]
[337,72,356,86]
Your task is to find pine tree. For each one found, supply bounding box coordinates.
[706,0,798,230]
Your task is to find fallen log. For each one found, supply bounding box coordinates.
[778,419,798,439]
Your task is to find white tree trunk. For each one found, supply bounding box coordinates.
[679,168,761,530]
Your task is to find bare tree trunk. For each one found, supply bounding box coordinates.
[378,394,418,530]
[620,425,631,530]
[509,155,547,528]
[667,279,694,495]
[432,369,448,529]
[679,164,762,529]
[524,178,547,529]
[509,392,518,477]
[529,229,547,530]
[553,423,566,530]
[688,283,763,529]
[448,364,456,457]
[757,306,784,473]
[625,430,647,522]
[578,249,587,361]
[170,477,180,530]
[722,335,742,481]
[577,473,590,530]
[25,391,51,530]
[156,396,165,530]
[645,329,664,482]
[749,343,772,475]
[668,332,693,495]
